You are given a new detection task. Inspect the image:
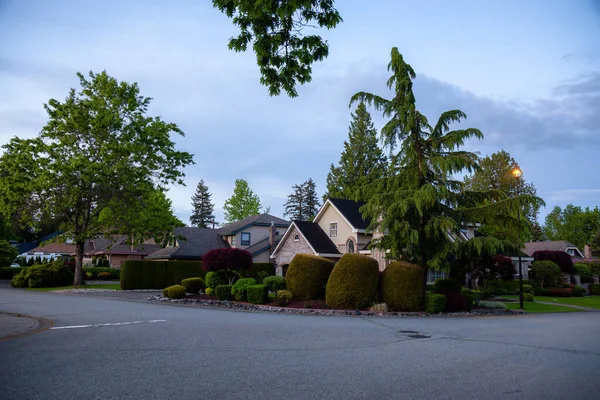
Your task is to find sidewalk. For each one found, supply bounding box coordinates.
[535,301,600,312]
[0,313,41,339]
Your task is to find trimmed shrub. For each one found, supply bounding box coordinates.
[462,293,474,311]
[478,301,507,309]
[205,271,224,290]
[433,279,462,295]
[547,287,572,297]
[381,261,424,311]
[164,285,186,299]
[572,285,586,297]
[181,277,205,294]
[522,284,534,294]
[231,278,257,301]
[276,290,293,306]
[11,262,73,288]
[0,267,26,280]
[574,263,593,283]
[215,284,233,301]
[326,253,379,310]
[531,260,561,289]
[263,275,286,297]
[425,294,446,313]
[246,284,268,304]
[162,287,169,296]
[286,254,334,301]
[532,250,574,274]
[369,303,388,313]
[205,287,214,296]
[523,293,534,302]
[120,260,203,290]
[202,248,252,272]
[590,283,600,295]
[10,270,28,288]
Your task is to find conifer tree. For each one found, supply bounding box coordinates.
[223,179,262,223]
[302,178,320,221]
[283,183,304,220]
[324,102,386,201]
[190,179,215,228]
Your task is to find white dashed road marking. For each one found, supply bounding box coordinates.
[50,319,167,330]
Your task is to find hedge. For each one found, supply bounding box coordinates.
[572,285,586,297]
[163,285,186,299]
[590,283,600,296]
[215,284,233,300]
[381,261,424,311]
[433,279,463,295]
[246,284,268,304]
[181,277,205,294]
[425,294,446,313]
[546,287,572,297]
[574,263,593,283]
[325,253,379,310]
[11,262,73,288]
[231,278,257,301]
[120,260,204,290]
[286,254,334,301]
[0,267,27,280]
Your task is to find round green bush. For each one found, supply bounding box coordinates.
[286,254,334,301]
[165,285,186,299]
[231,278,256,301]
[522,284,534,294]
[325,253,379,310]
[531,260,561,288]
[276,290,293,306]
[181,277,205,294]
[381,261,424,311]
[523,293,534,302]
[425,294,446,313]
[205,271,224,289]
[263,275,286,297]
[572,285,586,297]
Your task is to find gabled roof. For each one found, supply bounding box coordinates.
[217,213,290,235]
[524,240,583,257]
[146,227,229,260]
[314,198,369,231]
[244,237,282,256]
[16,231,63,254]
[291,220,341,256]
[28,242,76,255]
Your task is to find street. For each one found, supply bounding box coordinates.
[1,287,599,400]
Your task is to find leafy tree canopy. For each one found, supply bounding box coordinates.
[543,204,600,250]
[212,0,342,97]
[223,179,262,223]
[0,240,18,267]
[0,71,193,285]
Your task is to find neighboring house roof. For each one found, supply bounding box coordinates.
[16,231,63,254]
[28,242,76,255]
[217,213,290,235]
[86,235,160,256]
[314,198,369,231]
[244,237,281,256]
[524,240,584,257]
[146,227,229,260]
[292,220,341,256]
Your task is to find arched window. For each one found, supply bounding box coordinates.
[293,234,300,242]
[346,239,355,253]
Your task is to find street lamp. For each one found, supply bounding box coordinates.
[512,166,524,310]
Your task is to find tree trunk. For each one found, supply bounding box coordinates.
[73,240,85,286]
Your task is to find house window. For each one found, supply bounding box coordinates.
[231,236,236,246]
[346,239,354,253]
[330,222,338,237]
[241,232,251,246]
[293,234,300,242]
[427,269,447,285]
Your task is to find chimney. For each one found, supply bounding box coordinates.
[269,221,276,253]
[584,244,592,259]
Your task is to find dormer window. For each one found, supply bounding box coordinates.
[293,234,300,242]
[330,222,338,238]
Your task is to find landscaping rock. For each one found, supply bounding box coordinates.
[51,288,159,294]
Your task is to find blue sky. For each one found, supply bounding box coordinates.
[1,0,599,225]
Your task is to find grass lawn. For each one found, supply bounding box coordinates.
[504,295,600,310]
[504,302,581,313]
[26,283,121,292]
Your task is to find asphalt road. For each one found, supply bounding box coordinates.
[1,288,599,400]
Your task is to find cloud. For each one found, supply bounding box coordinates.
[562,51,600,63]
[547,189,600,203]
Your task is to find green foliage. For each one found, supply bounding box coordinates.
[181,277,205,294]
[0,240,18,267]
[190,179,215,228]
[215,284,233,301]
[205,287,214,296]
[589,284,600,295]
[120,261,204,290]
[263,275,286,297]
[243,263,275,280]
[0,266,26,279]
[286,254,334,301]
[477,301,507,309]
[325,103,387,202]
[433,279,463,295]
[381,261,424,311]
[572,285,586,297]
[544,205,600,250]
[462,294,474,311]
[212,0,342,97]
[284,178,320,220]
[574,263,593,283]
[522,284,534,295]
[205,271,224,290]
[276,290,293,306]
[10,262,73,288]
[325,253,379,310]
[531,260,561,288]
[223,179,262,223]
[425,294,446,313]
[164,285,187,299]
[0,71,193,286]
[246,284,269,304]
[83,267,120,280]
[523,293,534,302]
[231,278,257,301]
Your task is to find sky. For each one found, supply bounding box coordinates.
[1,0,599,225]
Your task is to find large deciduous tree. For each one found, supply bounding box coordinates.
[0,71,193,285]
[325,102,387,201]
[223,179,262,223]
[350,48,541,298]
[543,204,600,250]
[190,179,215,228]
[212,0,342,97]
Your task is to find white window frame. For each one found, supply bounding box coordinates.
[329,222,338,238]
[426,269,447,285]
[346,239,354,253]
[293,234,300,242]
[241,232,251,246]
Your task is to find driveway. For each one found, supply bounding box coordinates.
[1,287,599,400]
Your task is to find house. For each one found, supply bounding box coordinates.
[146,227,230,261]
[524,240,597,262]
[26,242,75,263]
[217,213,290,262]
[16,231,63,258]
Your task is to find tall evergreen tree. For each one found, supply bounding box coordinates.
[302,178,320,221]
[351,48,541,288]
[223,179,262,223]
[324,102,387,201]
[190,179,215,228]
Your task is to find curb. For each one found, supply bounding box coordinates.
[0,312,54,341]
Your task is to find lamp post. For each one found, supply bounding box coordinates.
[512,166,524,310]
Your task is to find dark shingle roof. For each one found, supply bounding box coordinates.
[294,221,340,255]
[524,240,579,257]
[218,213,290,235]
[328,198,369,230]
[146,227,229,260]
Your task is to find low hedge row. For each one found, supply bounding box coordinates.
[247,284,268,304]
[425,294,446,313]
[590,283,600,296]
[215,284,233,300]
[231,278,256,301]
[120,260,204,290]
